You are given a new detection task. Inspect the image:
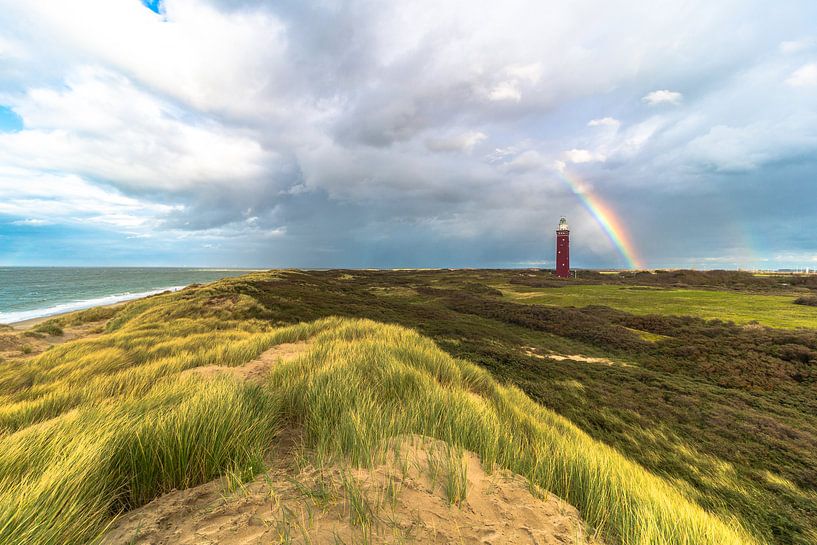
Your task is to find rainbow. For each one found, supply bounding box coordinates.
[555,170,643,270]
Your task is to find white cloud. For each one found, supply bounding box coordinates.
[1,0,291,119]
[684,117,817,172]
[608,116,667,159]
[0,68,272,193]
[0,35,27,59]
[642,89,683,106]
[785,63,817,87]
[502,150,548,173]
[483,64,543,103]
[425,131,487,153]
[780,38,814,54]
[565,148,605,164]
[487,81,522,102]
[504,63,543,83]
[10,218,51,226]
[486,146,521,163]
[588,117,621,129]
[0,168,177,229]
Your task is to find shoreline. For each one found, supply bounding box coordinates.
[4,286,188,329]
[9,301,130,330]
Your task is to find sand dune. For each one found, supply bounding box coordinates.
[102,435,600,545]
[105,340,599,544]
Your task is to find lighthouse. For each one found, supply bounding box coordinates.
[555,217,570,278]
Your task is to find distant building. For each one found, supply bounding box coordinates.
[556,217,570,278]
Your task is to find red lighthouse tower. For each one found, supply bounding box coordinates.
[555,217,570,278]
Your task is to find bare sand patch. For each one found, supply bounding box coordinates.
[368,286,419,298]
[0,321,106,361]
[101,436,602,545]
[547,354,615,365]
[523,347,625,366]
[185,341,310,383]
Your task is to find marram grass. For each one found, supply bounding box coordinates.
[0,376,277,545]
[268,319,757,545]
[0,284,761,545]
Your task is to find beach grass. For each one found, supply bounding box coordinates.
[269,319,755,545]
[0,279,759,545]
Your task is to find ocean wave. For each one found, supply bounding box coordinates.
[0,286,187,325]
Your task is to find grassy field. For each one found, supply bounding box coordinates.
[1,269,815,545]
[501,284,817,329]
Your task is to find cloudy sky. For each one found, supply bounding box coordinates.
[0,0,816,269]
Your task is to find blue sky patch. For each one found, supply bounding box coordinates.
[0,106,23,133]
[141,0,163,15]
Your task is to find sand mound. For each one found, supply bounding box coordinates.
[102,335,601,544]
[101,436,601,545]
[0,321,104,360]
[0,333,23,352]
[185,341,310,383]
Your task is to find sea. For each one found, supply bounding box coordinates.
[0,267,256,324]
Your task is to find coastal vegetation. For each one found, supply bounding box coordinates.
[503,281,817,329]
[794,295,817,307]
[1,269,815,544]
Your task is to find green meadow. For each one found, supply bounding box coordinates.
[501,284,817,329]
[1,269,815,545]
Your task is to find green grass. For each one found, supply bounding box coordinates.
[442,445,469,506]
[269,319,754,545]
[0,376,279,545]
[0,279,757,545]
[2,270,814,544]
[215,269,815,544]
[31,323,64,337]
[0,288,332,545]
[501,284,817,329]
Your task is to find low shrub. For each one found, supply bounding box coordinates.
[33,323,64,336]
[793,295,817,307]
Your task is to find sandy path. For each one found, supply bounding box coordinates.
[184,341,310,383]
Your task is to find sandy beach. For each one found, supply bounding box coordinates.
[8,301,128,330]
